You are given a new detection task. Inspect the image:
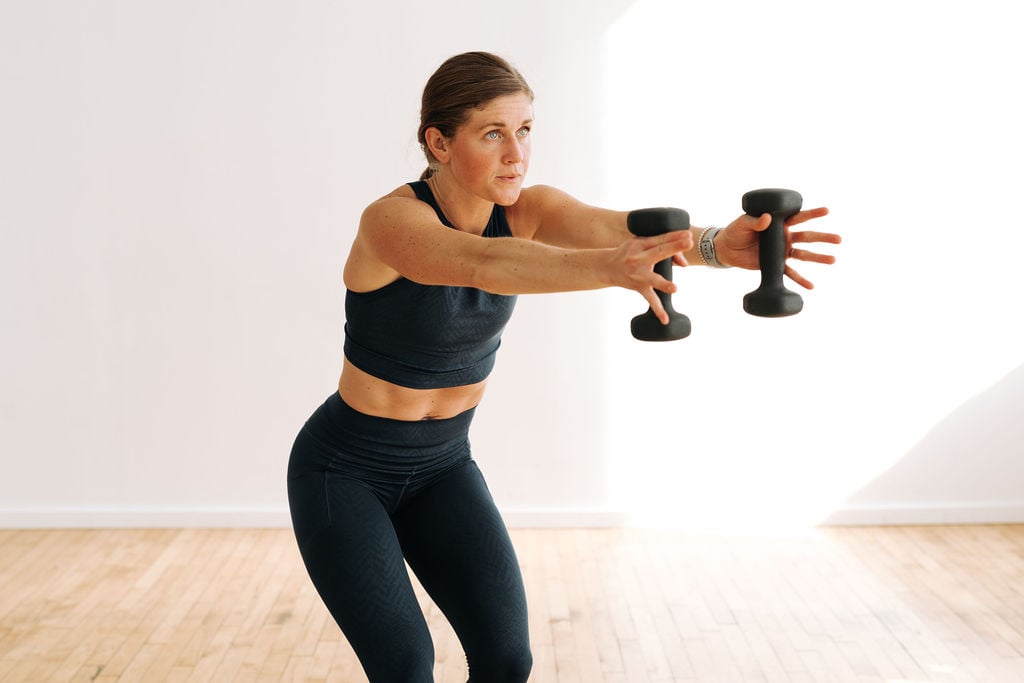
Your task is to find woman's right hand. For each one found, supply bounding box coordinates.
[608,231,692,325]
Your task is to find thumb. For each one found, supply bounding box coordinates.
[752,213,773,232]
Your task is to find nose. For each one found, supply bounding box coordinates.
[503,137,524,165]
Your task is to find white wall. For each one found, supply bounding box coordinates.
[1,0,1021,530]
[597,0,1024,530]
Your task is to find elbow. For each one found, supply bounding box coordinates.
[467,265,514,295]
[465,243,513,295]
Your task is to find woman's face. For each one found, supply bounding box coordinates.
[442,92,534,206]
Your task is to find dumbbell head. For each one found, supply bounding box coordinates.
[626,208,691,341]
[627,207,689,236]
[742,188,802,219]
[741,188,803,318]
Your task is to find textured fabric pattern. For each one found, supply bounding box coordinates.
[343,181,517,389]
[287,393,532,682]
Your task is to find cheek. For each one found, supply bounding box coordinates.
[460,145,493,171]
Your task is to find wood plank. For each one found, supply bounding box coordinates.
[2,526,1024,682]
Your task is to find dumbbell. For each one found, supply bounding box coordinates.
[627,208,691,341]
[742,188,803,317]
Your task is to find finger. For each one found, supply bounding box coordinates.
[785,207,830,227]
[650,273,677,294]
[784,264,814,290]
[670,228,695,249]
[791,229,842,245]
[790,248,837,265]
[672,253,689,267]
[638,233,689,263]
[645,230,692,250]
[641,288,669,324]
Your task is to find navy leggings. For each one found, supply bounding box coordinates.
[287,392,532,682]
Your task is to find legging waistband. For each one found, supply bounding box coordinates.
[299,392,476,467]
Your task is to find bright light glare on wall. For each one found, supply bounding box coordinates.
[601,0,1024,531]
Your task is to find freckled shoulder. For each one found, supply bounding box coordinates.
[345,185,445,292]
[507,185,565,240]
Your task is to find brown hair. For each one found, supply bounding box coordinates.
[418,52,534,180]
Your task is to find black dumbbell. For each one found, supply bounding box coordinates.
[742,188,803,317]
[627,208,691,341]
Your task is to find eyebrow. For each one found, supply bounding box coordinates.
[475,119,533,132]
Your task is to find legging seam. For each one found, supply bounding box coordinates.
[323,452,343,526]
[394,466,418,512]
[322,473,333,525]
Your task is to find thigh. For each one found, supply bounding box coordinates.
[288,446,434,682]
[393,461,532,680]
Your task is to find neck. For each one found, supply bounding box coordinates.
[426,174,493,235]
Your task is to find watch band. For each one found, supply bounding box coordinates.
[698,226,729,268]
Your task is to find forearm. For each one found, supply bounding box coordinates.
[521,186,728,267]
[582,219,729,270]
[537,200,717,270]
[472,237,615,295]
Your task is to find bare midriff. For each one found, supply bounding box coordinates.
[337,357,488,421]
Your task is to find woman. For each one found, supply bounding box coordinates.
[288,51,840,682]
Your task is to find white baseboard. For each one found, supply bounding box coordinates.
[500,508,631,528]
[821,503,1024,526]
[2,504,1022,529]
[0,507,293,529]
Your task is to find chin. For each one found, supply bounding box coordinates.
[491,182,524,206]
[494,193,522,207]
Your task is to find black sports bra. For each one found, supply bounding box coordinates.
[342,182,518,389]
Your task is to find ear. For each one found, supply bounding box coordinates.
[423,127,451,164]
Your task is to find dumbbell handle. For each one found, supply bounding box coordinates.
[756,211,788,289]
[742,188,803,318]
[627,207,691,341]
[651,257,674,313]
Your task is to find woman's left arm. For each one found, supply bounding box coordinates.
[512,185,841,288]
[509,185,633,248]
[511,185,695,266]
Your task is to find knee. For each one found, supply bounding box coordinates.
[363,644,435,683]
[504,646,534,682]
[469,644,532,683]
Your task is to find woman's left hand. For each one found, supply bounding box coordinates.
[715,207,840,289]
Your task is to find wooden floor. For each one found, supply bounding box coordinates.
[1,526,1023,682]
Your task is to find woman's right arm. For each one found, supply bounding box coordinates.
[348,195,690,324]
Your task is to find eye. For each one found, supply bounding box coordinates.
[485,130,501,141]
[516,126,530,138]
